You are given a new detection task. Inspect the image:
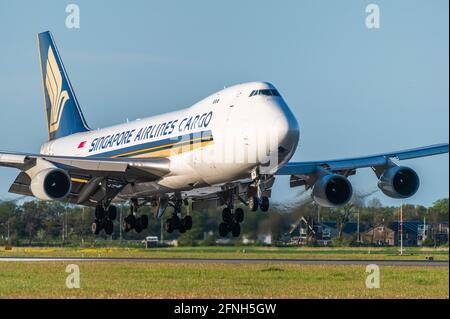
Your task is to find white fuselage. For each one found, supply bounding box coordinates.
[40,82,300,199]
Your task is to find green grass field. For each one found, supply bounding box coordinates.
[0,262,448,298]
[1,245,449,260]
[0,246,448,298]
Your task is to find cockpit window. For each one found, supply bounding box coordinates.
[271,89,280,96]
[259,89,272,96]
[249,89,281,97]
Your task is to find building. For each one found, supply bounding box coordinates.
[432,222,449,245]
[322,222,364,241]
[384,221,449,247]
[364,224,395,246]
[391,221,426,246]
[283,217,332,246]
[417,223,431,246]
[257,234,272,245]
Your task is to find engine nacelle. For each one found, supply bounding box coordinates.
[29,168,72,201]
[377,166,419,199]
[312,174,353,207]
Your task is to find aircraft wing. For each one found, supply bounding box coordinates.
[0,151,170,181]
[276,143,449,185]
[0,151,171,205]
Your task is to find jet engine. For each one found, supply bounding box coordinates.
[30,168,72,201]
[312,174,353,207]
[377,166,419,199]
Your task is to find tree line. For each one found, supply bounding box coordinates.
[0,196,448,246]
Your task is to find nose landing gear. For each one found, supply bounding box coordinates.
[248,195,270,212]
[259,196,270,212]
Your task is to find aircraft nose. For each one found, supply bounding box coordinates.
[259,97,299,166]
[273,111,300,158]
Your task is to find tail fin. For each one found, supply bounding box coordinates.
[37,31,90,140]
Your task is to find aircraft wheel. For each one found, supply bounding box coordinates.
[95,205,105,220]
[91,220,102,235]
[122,221,132,233]
[248,196,259,212]
[184,216,193,230]
[219,222,229,237]
[260,197,270,212]
[234,208,244,223]
[135,222,143,233]
[104,220,114,235]
[107,205,117,220]
[140,215,149,229]
[222,207,233,223]
[165,218,174,233]
[231,223,241,237]
[172,215,181,230]
[124,215,136,228]
[179,224,187,234]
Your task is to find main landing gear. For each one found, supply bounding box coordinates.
[217,193,270,238]
[91,200,150,235]
[91,205,117,235]
[122,201,149,233]
[219,206,245,238]
[164,200,193,234]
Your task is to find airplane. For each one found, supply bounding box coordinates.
[0,31,448,237]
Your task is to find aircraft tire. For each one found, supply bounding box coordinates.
[231,223,241,237]
[91,220,102,235]
[125,215,136,228]
[140,215,149,229]
[260,197,270,212]
[222,207,233,223]
[248,196,259,212]
[122,221,132,233]
[104,220,114,235]
[95,205,105,220]
[107,205,117,220]
[165,218,174,233]
[184,216,193,230]
[135,222,143,233]
[234,208,244,223]
[219,222,229,237]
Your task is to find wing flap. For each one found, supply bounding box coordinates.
[48,157,130,172]
[0,153,26,165]
[8,172,33,196]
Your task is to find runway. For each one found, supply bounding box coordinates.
[0,257,448,267]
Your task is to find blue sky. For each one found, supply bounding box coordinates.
[0,0,448,206]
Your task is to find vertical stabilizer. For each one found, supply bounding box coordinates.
[38,31,90,140]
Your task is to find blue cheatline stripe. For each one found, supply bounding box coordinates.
[88,130,214,158]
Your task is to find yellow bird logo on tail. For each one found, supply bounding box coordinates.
[45,46,70,133]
